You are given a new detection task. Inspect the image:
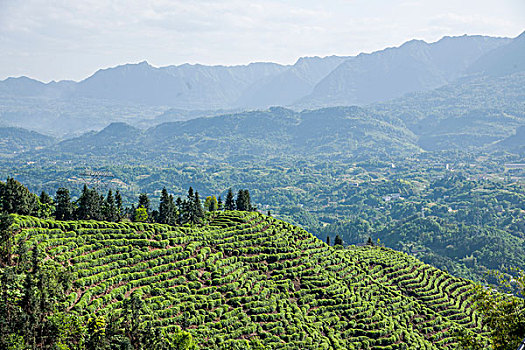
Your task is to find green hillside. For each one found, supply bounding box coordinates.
[5,211,487,349]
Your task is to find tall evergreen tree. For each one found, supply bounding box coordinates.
[104,189,117,222]
[217,196,223,211]
[236,189,253,211]
[183,188,196,224]
[194,191,204,224]
[76,185,103,220]
[39,191,53,206]
[158,188,176,225]
[54,188,73,221]
[0,177,39,216]
[335,234,343,246]
[158,188,170,224]
[115,190,123,221]
[225,189,235,211]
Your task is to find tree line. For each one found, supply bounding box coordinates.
[0,177,256,226]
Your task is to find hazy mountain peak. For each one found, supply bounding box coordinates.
[296,34,512,108]
[100,122,138,134]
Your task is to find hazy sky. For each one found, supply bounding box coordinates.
[1,0,524,82]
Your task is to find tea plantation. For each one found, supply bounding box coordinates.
[9,211,487,349]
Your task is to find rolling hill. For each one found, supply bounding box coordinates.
[33,106,419,164]
[0,127,55,156]
[9,211,487,349]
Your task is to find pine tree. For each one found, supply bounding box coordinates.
[184,188,196,224]
[39,191,53,205]
[194,191,204,224]
[104,189,117,221]
[0,177,39,216]
[236,190,245,211]
[54,188,73,220]
[217,196,223,211]
[76,185,103,220]
[326,236,331,246]
[158,188,176,225]
[225,189,235,211]
[158,188,170,224]
[167,194,176,225]
[115,190,123,221]
[335,234,343,246]
[236,189,253,211]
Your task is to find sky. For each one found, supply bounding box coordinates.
[0,0,524,82]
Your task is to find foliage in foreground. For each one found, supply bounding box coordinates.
[456,270,525,350]
[1,211,493,349]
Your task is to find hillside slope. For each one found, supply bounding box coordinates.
[296,35,510,108]
[33,106,419,164]
[11,211,486,349]
[0,127,55,156]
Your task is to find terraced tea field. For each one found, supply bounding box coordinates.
[12,212,486,349]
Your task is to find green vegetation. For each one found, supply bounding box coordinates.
[2,147,524,288]
[1,211,491,349]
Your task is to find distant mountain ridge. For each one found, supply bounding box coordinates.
[39,106,419,164]
[1,33,521,110]
[297,35,512,108]
[1,32,524,137]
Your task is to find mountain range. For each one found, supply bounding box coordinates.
[1,32,524,135]
[0,31,524,144]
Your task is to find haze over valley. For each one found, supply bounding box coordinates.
[1,1,525,349]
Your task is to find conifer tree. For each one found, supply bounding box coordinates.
[335,234,343,246]
[225,188,235,211]
[0,177,39,216]
[326,236,331,246]
[37,191,54,218]
[236,189,253,211]
[54,188,73,221]
[158,188,170,224]
[183,188,196,224]
[76,185,103,220]
[39,191,53,206]
[167,194,176,225]
[104,189,117,222]
[217,196,223,211]
[115,190,123,221]
[158,188,176,225]
[194,191,204,224]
